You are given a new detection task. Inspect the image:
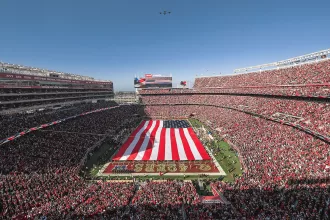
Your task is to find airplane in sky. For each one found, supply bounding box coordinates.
[159,11,171,15]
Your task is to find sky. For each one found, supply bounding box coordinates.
[0,0,329,91]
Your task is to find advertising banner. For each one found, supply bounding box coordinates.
[134,75,172,88]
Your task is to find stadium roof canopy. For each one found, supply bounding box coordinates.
[234,48,330,74]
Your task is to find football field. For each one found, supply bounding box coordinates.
[101,120,225,176]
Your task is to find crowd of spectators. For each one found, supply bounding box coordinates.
[185,203,237,220]
[139,59,330,97]
[196,85,330,98]
[46,105,143,135]
[0,132,100,174]
[0,88,111,94]
[137,60,330,218]
[194,60,330,87]
[131,181,187,219]
[141,94,330,138]
[1,59,330,219]
[138,85,330,97]
[0,103,145,219]
[211,180,330,219]
[194,59,330,97]
[0,92,110,102]
[142,104,330,219]
[129,180,236,220]
[145,105,330,180]
[140,60,330,218]
[0,101,240,219]
[1,171,135,219]
[0,96,113,111]
[0,101,118,140]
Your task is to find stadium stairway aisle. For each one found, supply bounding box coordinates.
[182,204,187,220]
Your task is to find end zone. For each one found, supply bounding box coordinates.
[99,160,225,176]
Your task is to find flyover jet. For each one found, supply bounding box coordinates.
[160,11,171,15]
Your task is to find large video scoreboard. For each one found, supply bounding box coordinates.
[134,74,172,88]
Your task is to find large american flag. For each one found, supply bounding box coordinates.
[113,120,210,161]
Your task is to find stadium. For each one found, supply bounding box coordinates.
[0,48,329,219]
[1,1,330,219]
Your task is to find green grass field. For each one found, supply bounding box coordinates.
[85,118,243,183]
[189,119,243,182]
[83,141,118,177]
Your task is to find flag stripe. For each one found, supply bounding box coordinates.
[126,121,154,160]
[142,120,160,160]
[175,129,187,160]
[113,120,211,161]
[178,128,195,160]
[119,121,151,160]
[164,128,172,160]
[135,120,158,160]
[183,128,202,160]
[112,121,147,160]
[187,127,211,160]
[170,129,180,160]
[149,121,163,160]
[157,128,166,160]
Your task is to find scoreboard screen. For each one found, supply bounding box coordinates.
[134,74,172,88]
